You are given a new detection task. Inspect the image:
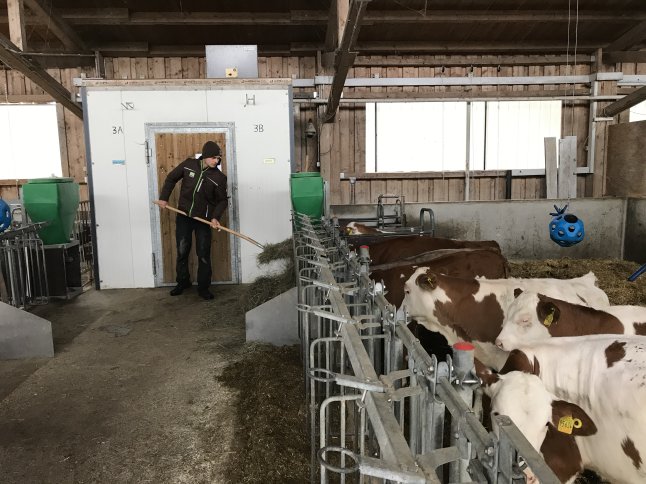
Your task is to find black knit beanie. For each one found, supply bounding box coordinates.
[201,141,221,159]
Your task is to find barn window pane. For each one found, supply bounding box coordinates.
[365,102,467,173]
[629,100,646,122]
[0,103,62,180]
[366,100,561,173]
[484,101,561,170]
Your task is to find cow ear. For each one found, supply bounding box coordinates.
[417,272,437,290]
[475,359,499,387]
[551,400,597,437]
[514,288,523,298]
[537,300,560,327]
[499,350,540,376]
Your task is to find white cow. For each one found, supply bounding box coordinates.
[496,291,646,351]
[344,221,395,235]
[493,335,646,484]
[401,270,609,369]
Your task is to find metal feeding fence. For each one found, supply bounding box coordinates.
[293,214,559,484]
[73,200,94,286]
[0,223,49,308]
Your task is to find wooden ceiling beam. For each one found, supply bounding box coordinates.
[323,0,371,123]
[79,41,601,57]
[0,33,82,118]
[605,20,646,51]
[353,54,594,67]
[602,85,646,117]
[293,41,600,54]
[603,50,646,63]
[324,1,339,52]
[22,0,86,51]
[7,0,27,50]
[3,9,643,26]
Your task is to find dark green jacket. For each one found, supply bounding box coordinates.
[159,157,228,220]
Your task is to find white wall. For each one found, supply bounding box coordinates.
[84,81,293,288]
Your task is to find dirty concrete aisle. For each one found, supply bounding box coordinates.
[0,286,246,484]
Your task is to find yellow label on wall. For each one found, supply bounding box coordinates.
[263,158,276,164]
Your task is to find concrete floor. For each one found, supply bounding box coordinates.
[0,286,247,484]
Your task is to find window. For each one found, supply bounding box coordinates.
[629,101,646,122]
[0,104,63,179]
[366,100,561,172]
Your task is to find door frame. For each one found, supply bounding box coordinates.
[145,122,240,286]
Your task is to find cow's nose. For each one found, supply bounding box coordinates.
[495,339,504,349]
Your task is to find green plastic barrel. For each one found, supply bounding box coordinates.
[290,172,324,219]
[23,177,80,245]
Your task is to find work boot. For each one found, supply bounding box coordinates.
[170,282,191,296]
[198,288,214,300]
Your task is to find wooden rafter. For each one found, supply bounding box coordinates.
[603,50,646,64]
[7,0,27,50]
[602,85,646,117]
[325,1,339,52]
[605,20,646,52]
[22,0,86,51]
[0,33,83,119]
[3,9,645,26]
[323,0,371,123]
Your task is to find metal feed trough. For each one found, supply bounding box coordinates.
[294,213,559,484]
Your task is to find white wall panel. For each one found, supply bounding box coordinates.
[85,90,134,288]
[84,82,292,287]
[206,88,292,282]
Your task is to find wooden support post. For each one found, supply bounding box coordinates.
[544,137,558,199]
[558,136,577,199]
[7,0,27,51]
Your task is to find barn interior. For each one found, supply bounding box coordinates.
[1,1,646,483]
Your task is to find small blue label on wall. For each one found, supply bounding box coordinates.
[112,159,125,165]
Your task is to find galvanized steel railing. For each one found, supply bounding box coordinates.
[294,213,559,484]
[0,223,49,308]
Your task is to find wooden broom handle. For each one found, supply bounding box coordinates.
[153,201,265,249]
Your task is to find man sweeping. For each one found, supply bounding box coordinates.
[156,141,228,300]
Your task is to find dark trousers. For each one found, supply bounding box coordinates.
[175,214,212,290]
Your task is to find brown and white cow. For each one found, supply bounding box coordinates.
[349,234,502,267]
[343,222,394,235]
[490,335,646,484]
[401,271,610,369]
[496,291,646,351]
[486,371,599,483]
[371,248,509,308]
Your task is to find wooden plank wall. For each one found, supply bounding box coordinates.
[1,55,644,206]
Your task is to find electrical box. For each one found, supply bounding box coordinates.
[206,45,258,79]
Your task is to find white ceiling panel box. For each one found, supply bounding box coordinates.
[81,79,294,289]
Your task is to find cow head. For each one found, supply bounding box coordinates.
[490,371,597,483]
[402,268,449,322]
[496,292,554,350]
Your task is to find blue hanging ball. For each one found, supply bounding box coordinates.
[0,199,11,233]
[549,213,584,247]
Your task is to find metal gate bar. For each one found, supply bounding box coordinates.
[294,214,559,484]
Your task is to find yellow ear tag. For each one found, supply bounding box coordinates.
[557,416,583,434]
[543,311,554,327]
